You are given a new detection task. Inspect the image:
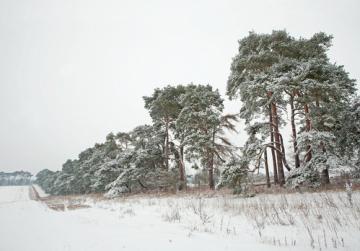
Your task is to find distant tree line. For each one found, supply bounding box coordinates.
[0,171,32,186]
[36,31,359,196]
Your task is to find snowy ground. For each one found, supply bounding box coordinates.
[0,186,359,251]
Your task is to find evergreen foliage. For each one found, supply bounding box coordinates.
[36,84,235,195]
[225,30,357,188]
[36,31,358,195]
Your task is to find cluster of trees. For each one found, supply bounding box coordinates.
[36,30,359,195]
[226,30,358,187]
[37,84,238,196]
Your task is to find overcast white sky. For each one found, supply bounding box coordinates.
[0,0,359,174]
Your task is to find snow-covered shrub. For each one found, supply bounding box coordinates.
[105,164,177,198]
[286,164,320,188]
[217,156,250,195]
[290,130,344,187]
[104,185,130,198]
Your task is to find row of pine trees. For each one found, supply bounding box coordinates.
[36,31,360,196]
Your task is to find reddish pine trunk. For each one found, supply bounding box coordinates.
[316,99,330,185]
[304,103,312,162]
[164,119,169,169]
[290,94,300,168]
[269,104,279,184]
[320,167,330,185]
[208,130,216,190]
[264,148,271,188]
[320,142,330,184]
[208,155,215,190]
[178,146,186,190]
[271,100,285,186]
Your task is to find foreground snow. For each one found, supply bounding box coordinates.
[0,186,359,251]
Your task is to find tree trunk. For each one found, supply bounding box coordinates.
[269,104,279,184]
[264,148,271,188]
[320,144,330,185]
[271,100,285,186]
[290,94,300,168]
[304,103,312,162]
[320,167,330,185]
[164,119,169,169]
[316,99,330,185]
[208,155,215,190]
[178,145,186,190]
[208,130,216,190]
[279,134,291,171]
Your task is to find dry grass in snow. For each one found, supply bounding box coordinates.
[43,188,360,251]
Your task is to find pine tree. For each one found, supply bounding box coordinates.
[176,84,225,189]
[227,30,292,185]
[143,85,187,188]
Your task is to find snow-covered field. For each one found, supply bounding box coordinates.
[0,186,359,251]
